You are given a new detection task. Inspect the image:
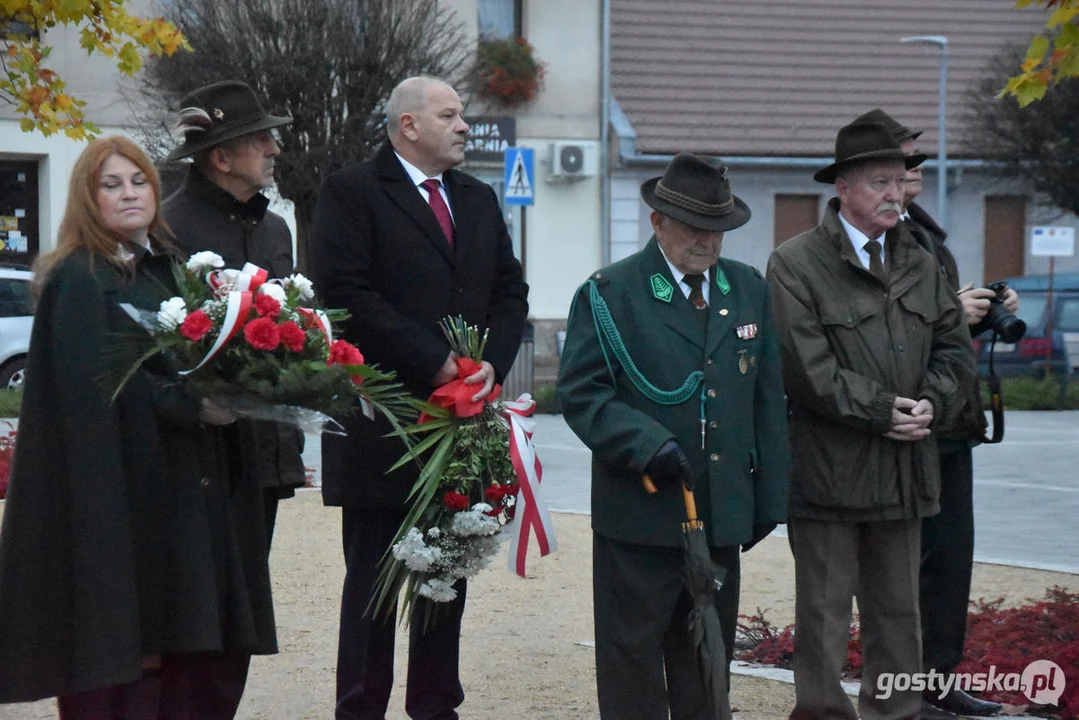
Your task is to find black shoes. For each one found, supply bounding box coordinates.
[924,687,1003,716]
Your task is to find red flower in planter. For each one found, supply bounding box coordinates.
[278,320,306,353]
[254,294,282,319]
[244,317,280,351]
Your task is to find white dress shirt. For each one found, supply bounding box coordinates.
[394,151,455,224]
[838,211,886,271]
[657,243,710,307]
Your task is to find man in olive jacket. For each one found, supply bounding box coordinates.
[767,121,975,720]
[864,108,1016,719]
[558,152,789,720]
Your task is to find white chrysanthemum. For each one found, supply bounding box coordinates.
[259,282,287,304]
[157,297,188,330]
[285,273,315,301]
[186,251,225,273]
[417,578,458,602]
[392,527,443,572]
[449,505,499,537]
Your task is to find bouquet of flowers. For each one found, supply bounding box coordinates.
[115,251,414,434]
[372,317,556,623]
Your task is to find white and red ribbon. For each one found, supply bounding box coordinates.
[179,289,253,375]
[207,262,269,296]
[501,394,557,577]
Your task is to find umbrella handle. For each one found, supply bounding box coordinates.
[641,474,701,525]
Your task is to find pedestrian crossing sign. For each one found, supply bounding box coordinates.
[503,147,535,206]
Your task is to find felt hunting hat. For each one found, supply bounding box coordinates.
[853,108,923,143]
[166,80,292,161]
[813,121,927,184]
[640,152,751,232]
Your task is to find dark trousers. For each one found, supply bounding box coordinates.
[592,533,740,720]
[788,518,921,720]
[336,507,465,720]
[920,446,975,674]
[58,653,249,720]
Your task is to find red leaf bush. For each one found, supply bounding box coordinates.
[736,587,1079,719]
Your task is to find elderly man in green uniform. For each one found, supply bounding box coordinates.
[557,152,790,720]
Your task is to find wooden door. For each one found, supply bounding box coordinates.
[983,195,1027,283]
[774,194,820,247]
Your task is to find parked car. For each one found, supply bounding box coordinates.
[973,272,1079,377]
[0,266,33,389]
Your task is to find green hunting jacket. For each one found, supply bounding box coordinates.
[557,238,790,549]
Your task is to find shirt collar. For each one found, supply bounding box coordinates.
[837,210,885,253]
[394,151,444,189]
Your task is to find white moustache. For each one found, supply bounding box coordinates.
[878,202,901,215]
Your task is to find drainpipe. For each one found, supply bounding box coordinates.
[600,0,612,266]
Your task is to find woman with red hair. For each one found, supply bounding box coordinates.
[0,136,277,718]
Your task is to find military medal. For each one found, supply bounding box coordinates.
[736,323,758,340]
[738,349,748,375]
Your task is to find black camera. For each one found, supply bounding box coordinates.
[983,281,1026,344]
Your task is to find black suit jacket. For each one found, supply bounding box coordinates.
[311,142,529,507]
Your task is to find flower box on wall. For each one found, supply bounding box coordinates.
[474,37,546,109]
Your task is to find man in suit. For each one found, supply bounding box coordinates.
[768,120,975,720]
[857,109,1015,719]
[311,76,528,720]
[556,152,790,720]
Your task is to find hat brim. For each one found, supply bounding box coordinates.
[166,112,293,161]
[813,149,927,184]
[640,177,752,232]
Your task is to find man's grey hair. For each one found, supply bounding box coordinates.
[385,76,451,136]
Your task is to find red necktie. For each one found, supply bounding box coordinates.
[420,178,455,248]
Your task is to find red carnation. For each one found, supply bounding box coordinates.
[278,320,306,353]
[254,294,281,318]
[327,340,365,367]
[443,491,470,512]
[179,310,212,341]
[244,316,280,351]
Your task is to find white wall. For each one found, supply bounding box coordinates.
[611,164,1079,284]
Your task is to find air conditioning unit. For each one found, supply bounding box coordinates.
[548,141,598,181]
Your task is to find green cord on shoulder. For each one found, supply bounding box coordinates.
[584,278,703,406]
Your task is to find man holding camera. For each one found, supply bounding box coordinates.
[861,109,1019,719]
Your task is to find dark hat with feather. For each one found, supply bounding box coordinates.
[166,80,292,161]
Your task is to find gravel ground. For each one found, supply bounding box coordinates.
[1,491,1074,719]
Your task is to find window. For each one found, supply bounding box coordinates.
[478,0,521,39]
[1055,297,1079,332]
[0,278,31,318]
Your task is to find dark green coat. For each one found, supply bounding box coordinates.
[0,248,276,703]
[557,238,790,549]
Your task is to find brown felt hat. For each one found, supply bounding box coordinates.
[640,152,751,232]
[167,81,292,161]
[853,108,923,143]
[813,121,927,184]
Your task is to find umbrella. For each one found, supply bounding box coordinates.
[644,475,733,720]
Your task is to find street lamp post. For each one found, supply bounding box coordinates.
[901,35,949,230]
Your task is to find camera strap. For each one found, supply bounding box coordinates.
[980,333,1005,444]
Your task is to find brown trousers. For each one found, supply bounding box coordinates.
[788,518,922,720]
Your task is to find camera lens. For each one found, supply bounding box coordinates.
[985,302,1026,343]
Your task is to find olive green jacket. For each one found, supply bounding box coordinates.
[557,238,790,549]
[767,199,976,522]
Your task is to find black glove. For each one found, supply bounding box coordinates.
[741,522,778,553]
[644,440,696,492]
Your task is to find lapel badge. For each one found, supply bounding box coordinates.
[213,108,225,120]
[719,308,729,316]
[650,273,674,303]
[715,266,731,296]
[735,323,758,340]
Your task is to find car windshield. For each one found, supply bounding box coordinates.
[1014,292,1049,332]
